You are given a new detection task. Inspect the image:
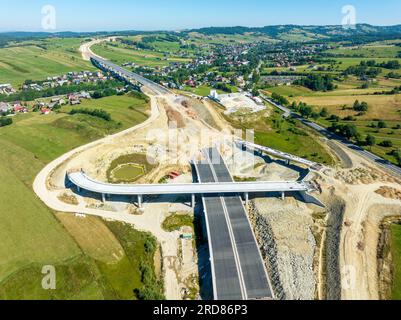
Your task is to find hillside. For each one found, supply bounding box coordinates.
[4,24,401,47]
[187,24,401,42]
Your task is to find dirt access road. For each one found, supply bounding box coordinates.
[79,37,117,61]
[37,38,401,301]
[33,38,234,300]
[319,142,401,300]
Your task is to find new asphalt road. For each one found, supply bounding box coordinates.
[194,148,274,300]
[205,148,274,300]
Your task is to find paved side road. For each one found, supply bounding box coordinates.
[261,95,401,178]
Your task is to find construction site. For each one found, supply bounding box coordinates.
[32,43,401,301]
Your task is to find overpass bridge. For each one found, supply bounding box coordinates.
[67,170,311,208]
[236,139,320,169]
[67,148,317,300]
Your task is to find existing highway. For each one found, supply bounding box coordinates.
[261,95,401,177]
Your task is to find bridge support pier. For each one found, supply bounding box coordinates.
[281,192,285,201]
[77,186,81,193]
[191,194,195,209]
[137,195,143,208]
[244,192,249,207]
[101,193,106,203]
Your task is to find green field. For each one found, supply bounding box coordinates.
[92,42,191,68]
[265,76,401,98]
[187,32,274,46]
[0,94,162,299]
[226,105,335,165]
[391,224,401,300]
[263,57,401,77]
[325,45,401,58]
[318,118,401,164]
[264,86,314,97]
[254,127,334,165]
[263,81,401,165]
[0,38,94,88]
[62,94,150,131]
[181,85,238,97]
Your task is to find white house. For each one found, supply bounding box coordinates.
[209,90,219,100]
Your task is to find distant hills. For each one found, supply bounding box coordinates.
[187,24,401,42]
[2,24,401,44]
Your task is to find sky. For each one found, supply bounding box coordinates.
[1,0,401,32]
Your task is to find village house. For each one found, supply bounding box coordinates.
[13,104,28,113]
[0,84,16,96]
[50,97,67,105]
[40,108,51,115]
[21,71,108,93]
[0,102,12,113]
[66,91,90,105]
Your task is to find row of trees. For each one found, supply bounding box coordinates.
[386,72,401,79]
[343,65,381,78]
[329,122,359,140]
[290,100,368,120]
[134,236,164,300]
[290,101,329,120]
[360,60,401,69]
[92,87,123,99]
[0,117,12,127]
[271,92,289,106]
[69,108,112,121]
[213,82,232,93]
[374,85,401,95]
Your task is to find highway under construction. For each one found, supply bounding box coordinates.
[67,145,322,300]
[194,148,274,300]
[68,147,279,300]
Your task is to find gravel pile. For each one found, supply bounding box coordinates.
[251,198,316,300]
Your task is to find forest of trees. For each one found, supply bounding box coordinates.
[69,108,112,121]
[343,60,401,79]
[294,74,335,91]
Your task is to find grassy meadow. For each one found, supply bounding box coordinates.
[92,42,191,68]
[0,94,163,299]
[0,38,95,88]
[262,74,401,165]
[181,84,238,97]
[225,104,335,165]
[324,44,401,58]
